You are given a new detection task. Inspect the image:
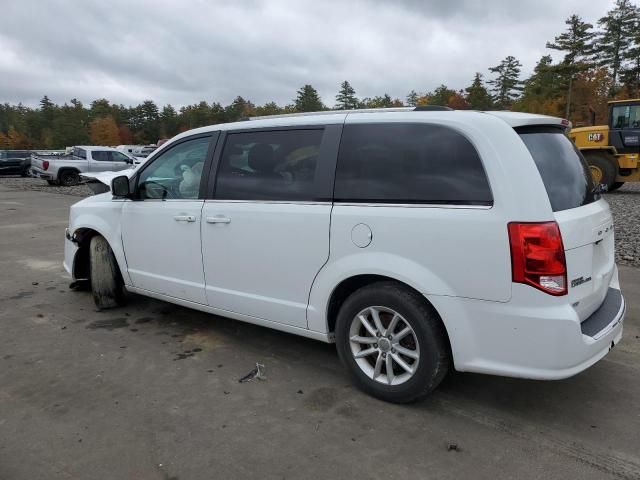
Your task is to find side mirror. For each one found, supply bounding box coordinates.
[111,175,131,197]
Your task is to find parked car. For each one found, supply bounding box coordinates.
[116,145,155,158]
[63,108,625,403]
[132,145,156,158]
[31,146,136,186]
[0,150,32,176]
[0,149,63,176]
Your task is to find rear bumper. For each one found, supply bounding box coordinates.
[428,268,625,380]
[30,168,53,180]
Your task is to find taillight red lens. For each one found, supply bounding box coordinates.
[508,222,567,296]
[43,160,49,171]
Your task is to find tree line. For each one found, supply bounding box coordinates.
[2,0,640,150]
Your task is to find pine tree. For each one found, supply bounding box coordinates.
[488,56,523,108]
[335,81,358,110]
[295,85,324,112]
[405,90,419,107]
[547,14,596,116]
[160,105,179,137]
[516,56,565,115]
[427,85,456,107]
[621,9,640,96]
[255,102,283,117]
[465,73,493,110]
[224,96,255,122]
[136,100,160,143]
[547,15,595,67]
[360,94,394,108]
[594,0,638,87]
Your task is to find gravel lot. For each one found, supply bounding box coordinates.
[2,175,640,267]
[0,175,94,197]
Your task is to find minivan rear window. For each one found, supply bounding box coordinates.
[334,123,493,205]
[517,126,598,212]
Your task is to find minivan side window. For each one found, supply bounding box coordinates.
[137,136,210,200]
[334,123,493,205]
[214,129,324,201]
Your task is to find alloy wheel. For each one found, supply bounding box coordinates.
[348,306,420,386]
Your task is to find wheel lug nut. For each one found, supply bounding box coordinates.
[391,348,396,353]
[376,332,381,337]
[388,335,393,340]
[374,344,378,348]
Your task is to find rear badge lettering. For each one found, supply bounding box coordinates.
[571,276,592,288]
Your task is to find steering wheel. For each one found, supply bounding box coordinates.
[142,180,176,200]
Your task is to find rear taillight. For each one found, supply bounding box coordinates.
[43,160,49,171]
[508,222,567,296]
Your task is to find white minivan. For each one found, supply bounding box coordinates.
[64,108,625,403]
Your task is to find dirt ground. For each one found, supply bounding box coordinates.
[1,184,639,480]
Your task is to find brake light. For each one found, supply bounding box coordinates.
[508,222,567,296]
[43,160,49,171]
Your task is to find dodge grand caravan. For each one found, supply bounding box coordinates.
[64,108,625,403]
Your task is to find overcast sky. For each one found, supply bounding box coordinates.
[0,0,615,109]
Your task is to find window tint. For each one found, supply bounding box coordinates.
[73,148,86,159]
[334,123,492,205]
[517,126,598,212]
[612,104,640,129]
[215,129,323,201]
[92,151,111,161]
[137,136,210,200]
[111,151,131,162]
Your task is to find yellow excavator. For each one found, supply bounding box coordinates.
[569,99,640,191]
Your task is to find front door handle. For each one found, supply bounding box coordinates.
[206,215,231,224]
[173,215,196,223]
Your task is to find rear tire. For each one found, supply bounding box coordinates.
[335,281,450,403]
[584,153,617,190]
[59,170,80,186]
[609,182,625,192]
[89,236,125,309]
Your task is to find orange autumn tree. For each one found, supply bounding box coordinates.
[6,126,31,148]
[571,68,613,126]
[448,90,470,109]
[118,125,134,144]
[89,115,120,145]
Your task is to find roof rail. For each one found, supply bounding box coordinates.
[248,105,453,121]
[413,105,452,111]
[249,107,414,121]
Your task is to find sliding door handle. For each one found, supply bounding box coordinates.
[206,216,231,224]
[173,215,196,223]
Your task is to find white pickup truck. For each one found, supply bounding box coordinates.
[30,146,137,186]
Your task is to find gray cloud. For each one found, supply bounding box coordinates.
[0,0,614,108]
